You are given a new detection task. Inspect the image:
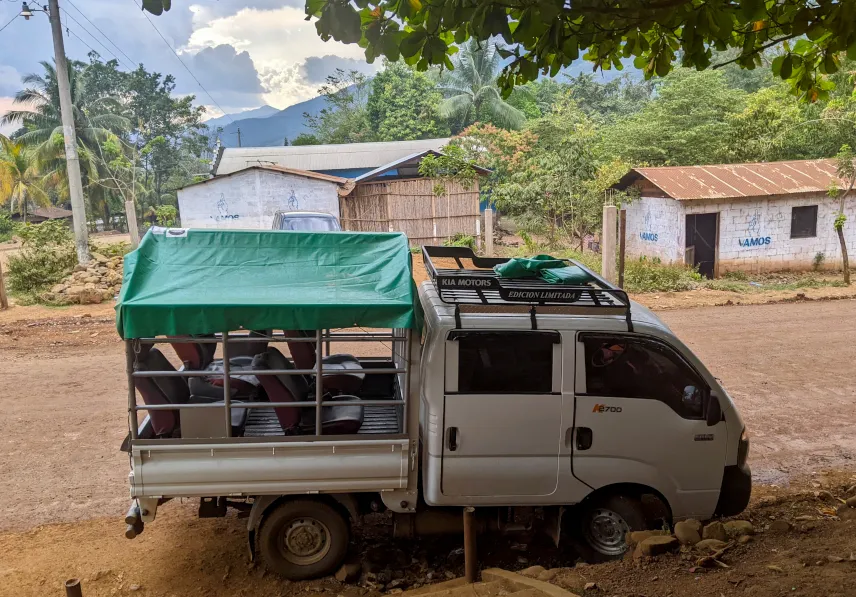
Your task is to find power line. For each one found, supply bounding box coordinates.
[59,5,133,70]
[0,12,18,33]
[62,18,99,56]
[64,0,138,69]
[128,0,234,124]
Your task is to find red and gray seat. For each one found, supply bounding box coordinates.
[284,330,365,395]
[251,347,363,435]
[134,344,248,437]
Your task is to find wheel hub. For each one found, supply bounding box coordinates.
[281,518,331,565]
[585,508,631,556]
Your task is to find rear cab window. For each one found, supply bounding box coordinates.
[447,331,561,394]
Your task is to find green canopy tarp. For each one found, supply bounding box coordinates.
[116,228,421,339]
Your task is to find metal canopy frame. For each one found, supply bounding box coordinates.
[126,328,412,442]
[421,246,632,330]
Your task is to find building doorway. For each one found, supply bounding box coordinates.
[685,213,718,278]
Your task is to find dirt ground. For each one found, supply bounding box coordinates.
[1,293,856,596]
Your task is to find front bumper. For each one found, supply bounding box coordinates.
[714,463,752,517]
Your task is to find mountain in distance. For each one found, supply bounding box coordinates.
[204,105,281,130]
[216,95,328,148]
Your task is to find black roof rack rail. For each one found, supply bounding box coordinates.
[421,245,632,331]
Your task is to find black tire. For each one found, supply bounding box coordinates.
[258,499,350,580]
[578,494,646,562]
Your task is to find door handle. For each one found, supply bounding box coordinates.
[575,427,593,451]
[447,427,458,451]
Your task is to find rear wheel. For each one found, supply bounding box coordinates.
[579,494,646,561]
[258,500,349,580]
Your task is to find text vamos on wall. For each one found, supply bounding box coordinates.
[738,236,771,247]
[640,232,658,242]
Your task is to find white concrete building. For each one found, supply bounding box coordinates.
[616,159,856,277]
[177,166,352,230]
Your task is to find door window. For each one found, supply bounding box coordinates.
[453,331,558,394]
[580,334,706,419]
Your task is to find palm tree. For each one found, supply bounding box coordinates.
[438,39,527,131]
[1,61,130,218]
[0,135,50,222]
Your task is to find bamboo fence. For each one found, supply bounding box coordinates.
[340,178,480,245]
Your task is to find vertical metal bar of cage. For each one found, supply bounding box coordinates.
[402,329,412,434]
[315,329,323,436]
[126,340,139,440]
[222,331,232,437]
[324,328,331,357]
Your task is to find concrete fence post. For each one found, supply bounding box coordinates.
[602,205,618,284]
[484,208,494,256]
[125,200,140,249]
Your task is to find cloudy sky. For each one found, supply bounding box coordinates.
[0,0,380,133]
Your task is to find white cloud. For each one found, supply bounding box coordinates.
[183,6,377,108]
[0,97,20,137]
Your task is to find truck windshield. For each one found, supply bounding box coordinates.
[279,216,340,231]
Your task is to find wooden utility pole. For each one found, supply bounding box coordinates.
[0,259,9,310]
[48,0,90,264]
[484,208,494,256]
[602,205,618,284]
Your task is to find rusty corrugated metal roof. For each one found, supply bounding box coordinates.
[623,159,845,200]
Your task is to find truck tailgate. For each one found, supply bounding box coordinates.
[131,439,410,498]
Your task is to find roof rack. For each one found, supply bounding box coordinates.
[421,246,632,331]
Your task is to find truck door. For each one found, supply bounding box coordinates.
[441,330,563,497]
[571,333,728,517]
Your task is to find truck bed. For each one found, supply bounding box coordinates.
[244,405,402,437]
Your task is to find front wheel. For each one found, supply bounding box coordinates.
[579,494,646,561]
[258,500,350,580]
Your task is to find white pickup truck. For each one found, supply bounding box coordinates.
[117,229,750,580]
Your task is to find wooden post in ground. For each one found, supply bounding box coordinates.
[125,200,140,249]
[602,205,618,284]
[618,208,627,288]
[65,579,83,597]
[484,208,494,256]
[0,259,8,310]
[463,506,478,583]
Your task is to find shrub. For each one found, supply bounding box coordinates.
[443,233,477,251]
[155,205,178,227]
[0,212,13,242]
[722,270,748,281]
[6,220,77,293]
[94,241,132,258]
[622,257,700,293]
[812,252,825,271]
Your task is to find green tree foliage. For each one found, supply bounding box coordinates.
[304,69,372,144]
[0,135,49,222]
[142,0,856,99]
[601,70,747,166]
[488,96,631,246]
[437,40,526,131]
[566,74,654,124]
[2,55,212,235]
[366,62,448,141]
[291,133,321,146]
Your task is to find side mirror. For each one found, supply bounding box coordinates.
[706,393,722,427]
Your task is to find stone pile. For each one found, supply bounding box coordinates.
[627,519,755,565]
[43,252,123,305]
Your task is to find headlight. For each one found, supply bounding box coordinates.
[738,427,750,468]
